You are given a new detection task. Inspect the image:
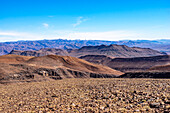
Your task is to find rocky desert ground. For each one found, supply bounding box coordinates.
[0,78,169,113]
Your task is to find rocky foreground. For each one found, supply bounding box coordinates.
[0,78,169,112]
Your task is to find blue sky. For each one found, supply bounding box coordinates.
[0,0,170,42]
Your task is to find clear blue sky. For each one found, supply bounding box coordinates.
[0,0,170,42]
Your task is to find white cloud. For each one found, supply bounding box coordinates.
[0,30,136,42]
[0,30,170,42]
[0,31,44,42]
[53,30,170,41]
[72,16,88,28]
[42,23,49,28]
[64,30,139,41]
[0,32,22,36]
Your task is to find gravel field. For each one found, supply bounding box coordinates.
[0,78,170,112]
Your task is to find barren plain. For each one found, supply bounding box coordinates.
[0,78,169,112]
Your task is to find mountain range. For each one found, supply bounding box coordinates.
[9,44,166,58]
[0,39,170,55]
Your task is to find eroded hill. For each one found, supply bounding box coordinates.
[0,55,123,83]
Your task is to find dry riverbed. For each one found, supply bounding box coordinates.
[0,78,170,112]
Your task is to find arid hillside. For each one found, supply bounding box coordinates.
[10,44,167,58]
[26,55,122,75]
[80,55,170,72]
[0,55,123,83]
[0,55,33,63]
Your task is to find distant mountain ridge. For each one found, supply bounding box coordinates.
[9,44,166,58]
[69,44,166,58]
[0,39,170,55]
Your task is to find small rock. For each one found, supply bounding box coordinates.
[165,105,170,109]
[135,109,140,112]
[72,103,76,107]
[100,106,105,110]
[118,108,127,112]
[164,100,170,104]
[149,102,160,108]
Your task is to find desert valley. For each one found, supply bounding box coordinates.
[1,0,170,112]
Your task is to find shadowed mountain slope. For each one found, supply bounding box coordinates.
[148,65,170,72]
[80,55,170,72]
[119,72,170,78]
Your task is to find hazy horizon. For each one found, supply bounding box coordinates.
[0,0,170,42]
[1,38,170,43]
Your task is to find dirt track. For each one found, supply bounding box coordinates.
[0,78,169,112]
